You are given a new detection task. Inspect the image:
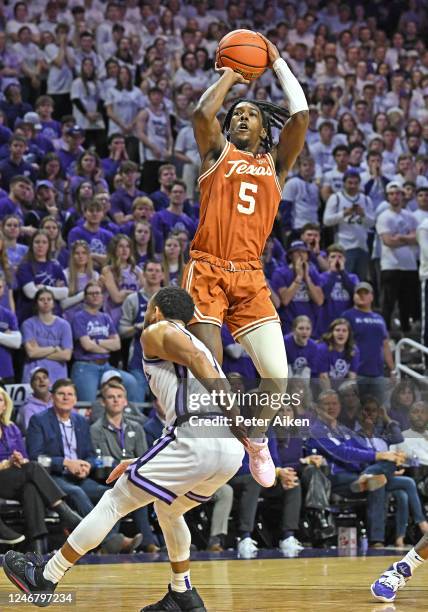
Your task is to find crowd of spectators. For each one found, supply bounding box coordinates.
[0,0,428,559]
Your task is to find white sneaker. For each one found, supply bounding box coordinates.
[237,537,258,559]
[279,536,304,557]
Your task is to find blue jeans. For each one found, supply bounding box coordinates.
[330,460,397,543]
[130,368,149,401]
[52,475,120,543]
[345,247,369,281]
[387,476,426,538]
[71,361,140,402]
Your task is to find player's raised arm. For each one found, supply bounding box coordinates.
[193,68,249,162]
[258,33,309,187]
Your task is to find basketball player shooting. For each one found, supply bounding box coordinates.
[183,33,309,482]
[3,287,246,611]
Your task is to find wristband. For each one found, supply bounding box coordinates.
[272,58,309,115]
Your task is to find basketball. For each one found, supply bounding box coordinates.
[216,29,269,81]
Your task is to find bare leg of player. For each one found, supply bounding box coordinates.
[189,320,277,487]
[239,321,289,433]
[187,322,223,364]
[371,532,428,602]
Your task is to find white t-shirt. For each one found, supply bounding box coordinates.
[376,207,418,271]
[105,86,146,136]
[70,78,105,130]
[417,218,428,279]
[282,176,320,229]
[391,429,428,466]
[44,43,75,94]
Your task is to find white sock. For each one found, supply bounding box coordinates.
[43,550,73,584]
[401,548,425,572]
[171,570,191,593]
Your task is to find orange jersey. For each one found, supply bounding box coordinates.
[191,141,282,262]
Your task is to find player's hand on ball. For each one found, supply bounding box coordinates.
[106,459,135,484]
[256,33,280,67]
[215,63,250,85]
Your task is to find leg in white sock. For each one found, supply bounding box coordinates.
[44,476,154,584]
[155,496,200,593]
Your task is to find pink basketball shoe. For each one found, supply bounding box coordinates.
[244,439,276,487]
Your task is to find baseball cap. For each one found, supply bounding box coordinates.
[354,282,374,293]
[66,125,84,136]
[288,240,309,254]
[386,181,404,193]
[100,370,123,386]
[36,179,55,190]
[30,366,49,382]
[23,111,42,129]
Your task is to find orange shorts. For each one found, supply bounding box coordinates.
[182,250,279,339]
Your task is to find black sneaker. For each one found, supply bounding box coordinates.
[141,584,207,611]
[3,551,56,607]
[0,523,25,544]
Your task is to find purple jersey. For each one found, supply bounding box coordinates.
[271,265,321,334]
[342,308,387,377]
[104,266,141,327]
[16,260,67,323]
[284,333,319,377]
[68,225,113,255]
[316,342,360,379]
[21,316,73,383]
[317,271,359,335]
[0,305,18,378]
[71,309,117,361]
[151,209,196,252]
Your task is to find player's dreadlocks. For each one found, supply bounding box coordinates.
[222,99,289,152]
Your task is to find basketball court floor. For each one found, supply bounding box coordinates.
[1,548,427,611]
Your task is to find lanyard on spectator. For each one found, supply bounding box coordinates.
[115,426,125,450]
[60,422,74,456]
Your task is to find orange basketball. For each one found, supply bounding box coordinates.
[216,29,269,81]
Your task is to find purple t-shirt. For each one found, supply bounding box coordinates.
[342,307,387,377]
[316,342,360,379]
[68,225,113,254]
[151,209,196,252]
[0,305,18,379]
[0,197,22,221]
[104,266,141,327]
[271,265,321,334]
[21,316,73,384]
[16,260,67,323]
[111,188,146,217]
[71,309,117,361]
[317,271,359,335]
[284,333,319,377]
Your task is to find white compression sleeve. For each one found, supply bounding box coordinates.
[273,58,308,115]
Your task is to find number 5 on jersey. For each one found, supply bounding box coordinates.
[237,181,258,215]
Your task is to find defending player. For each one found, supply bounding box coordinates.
[3,287,245,611]
[371,534,428,602]
[183,33,309,474]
